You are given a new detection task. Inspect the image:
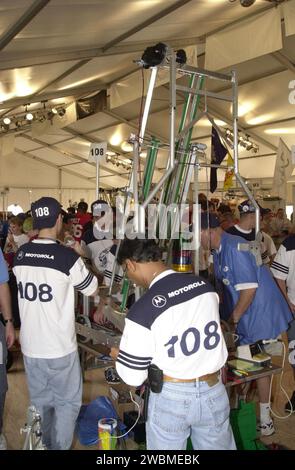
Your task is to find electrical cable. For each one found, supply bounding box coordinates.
[96,390,141,446]
[268,341,293,419]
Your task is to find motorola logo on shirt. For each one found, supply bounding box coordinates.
[152,295,167,308]
[17,251,24,260]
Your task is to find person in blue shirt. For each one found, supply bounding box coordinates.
[200,212,292,437]
[0,248,15,450]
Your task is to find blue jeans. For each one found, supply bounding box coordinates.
[146,379,236,450]
[23,351,82,450]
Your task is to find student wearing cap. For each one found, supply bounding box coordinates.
[111,238,235,450]
[75,201,124,321]
[227,200,277,265]
[78,199,114,276]
[13,197,98,450]
[200,213,292,436]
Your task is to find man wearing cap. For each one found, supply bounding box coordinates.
[200,212,292,436]
[74,201,124,320]
[13,197,98,450]
[227,200,277,265]
[111,238,236,450]
[78,199,114,277]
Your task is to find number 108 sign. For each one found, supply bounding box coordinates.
[88,142,107,163]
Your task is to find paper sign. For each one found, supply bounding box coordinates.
[88,142,107,163]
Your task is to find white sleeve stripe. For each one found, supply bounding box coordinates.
[118,353,151,366]
[235,283,258,291]
[117,358,149,371]
[75,272,94,290]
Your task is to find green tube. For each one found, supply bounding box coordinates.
[162,73,196,205]
[172,75,204,204]
[143,138,159,200]
[120,278,129,312]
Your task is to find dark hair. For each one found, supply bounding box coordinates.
[67,207,76,215]
[218,203,232,215]
[78,201,88,213]
[117,239,162,265]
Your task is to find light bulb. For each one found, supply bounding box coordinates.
[25,112,34,121]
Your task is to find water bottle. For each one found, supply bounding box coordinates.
[97,418,117,450]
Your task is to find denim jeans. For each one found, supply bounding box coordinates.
[146,379,236,450]
[23,351,82,450]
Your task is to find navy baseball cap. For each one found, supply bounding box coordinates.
[31,197,62,230]
[238,199,264,214]
[91,199,110,216]
[200,212,220,230]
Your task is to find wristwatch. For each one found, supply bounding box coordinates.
[3,318,13,325]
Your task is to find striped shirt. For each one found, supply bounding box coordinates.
[13,239,97,358]
[116,270,227,387]
[271,234,295,304]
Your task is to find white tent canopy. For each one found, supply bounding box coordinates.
[0,0,294,211]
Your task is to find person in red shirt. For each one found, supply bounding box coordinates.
[70,202,92,242]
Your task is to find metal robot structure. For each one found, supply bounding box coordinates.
[75,42,261,365]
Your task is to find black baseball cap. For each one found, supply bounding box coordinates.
[200,212,220,230]
[31,197,62,230]
[238,199,266,214]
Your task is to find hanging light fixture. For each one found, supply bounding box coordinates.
[25,105,34,121]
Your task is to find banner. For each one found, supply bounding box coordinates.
[223,153,234,190]
[205,9,282,71]
[272,139,293,200]
[0,134,15,156]
[283,0,295,37]
[210,127,227,193]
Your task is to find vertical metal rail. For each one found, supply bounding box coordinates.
[231,70,260,236]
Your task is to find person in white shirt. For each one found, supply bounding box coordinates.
[110,238,235,451]
[271,235,295,413]
[13,197,98,450]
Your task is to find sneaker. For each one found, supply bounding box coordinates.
[285,391,295,413]
[0,433,7,450]
[104,366,121,384]
[257,420,275,437]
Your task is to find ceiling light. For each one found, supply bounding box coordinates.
[57,107,66,117]
[240,0,255,6]
[121,141,133,152]
[51,107,58,114]
[3,117,11,125]
[25,112,34,121]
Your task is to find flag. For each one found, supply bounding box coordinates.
[272,138,293,201]
[223,153,234,190]
[210,127,227,193]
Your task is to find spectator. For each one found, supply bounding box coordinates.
[13,197,98,450]
[200,212,292,436]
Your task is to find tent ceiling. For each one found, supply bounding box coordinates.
[0,0,294,197]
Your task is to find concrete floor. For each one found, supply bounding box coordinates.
[3,350,295,451]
